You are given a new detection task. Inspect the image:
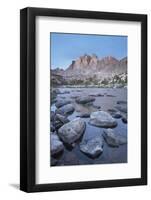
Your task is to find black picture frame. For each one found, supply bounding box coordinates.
[20,7,147,192]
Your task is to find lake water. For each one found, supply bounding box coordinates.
[51,87,127,166]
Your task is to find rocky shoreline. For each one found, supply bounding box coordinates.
[50,87,127,166]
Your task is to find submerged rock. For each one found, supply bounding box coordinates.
[76,96,95,104]
[89,93,104,97]
[92,105,101,109]
[112,112,122,119]
[97,93,104,97]
[103,128,127,147]
[58,118,86,145]
[55,99,71,108]
[76,112,90,118]
[106,94,116,97]
[108,108,117,112]
[51,134,64,156]
[80,136,103,158]
[57,104,75,115]
[89,111,117,128]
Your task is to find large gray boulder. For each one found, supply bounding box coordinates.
[80,136,103,158]
[58,118,86,145]
[103,128,127,147]
[89,111,117,128]
[55,99,71,108]
[51,134,64,156]
[57,104,75,115]
[76,96,95,104]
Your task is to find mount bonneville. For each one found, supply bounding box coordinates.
[51,54,127,87]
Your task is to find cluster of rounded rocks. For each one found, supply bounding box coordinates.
[51,90,127,162]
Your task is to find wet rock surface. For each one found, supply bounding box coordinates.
[80,136,104,158]
[103,128,127,147]
[58,118,86,145]
[50,88,127,166]
[89,111,117,128]
[76,96,95,104]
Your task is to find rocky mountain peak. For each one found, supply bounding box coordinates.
[51,54,127,87]
[51,54,127,86]
[100,56,119,65]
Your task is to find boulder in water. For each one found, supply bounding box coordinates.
[80,136,103,158]
[76,96,95,104]
[58,118,86,145]
[89,111,117,128]
[103,128,127,147]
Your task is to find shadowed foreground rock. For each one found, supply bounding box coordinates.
[103,128,127,147]
[51,134,64,156]
[89,111,117,128]
[58,118,86,145]
[80,136,104,158]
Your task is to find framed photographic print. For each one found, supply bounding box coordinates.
[20,7,147,192]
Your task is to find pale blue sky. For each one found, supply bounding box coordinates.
[50,33,127,70]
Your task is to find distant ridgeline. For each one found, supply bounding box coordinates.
[51,54,127,88]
